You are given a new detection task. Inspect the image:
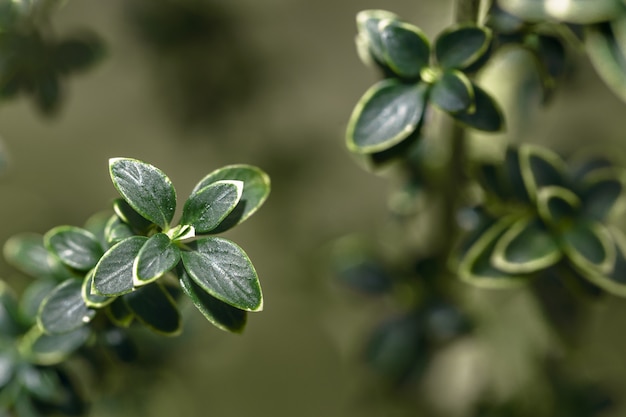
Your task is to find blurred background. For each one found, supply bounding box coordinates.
[3,0,626,416]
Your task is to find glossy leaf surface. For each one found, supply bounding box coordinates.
[133,233,180,285]
[81,271,114,308]
[179,267,247,333]
[3,233,67,280]
[435,25,491,69]
[380,19,430,79]
[347,79,427,153]
[451,83,504,132]
[181,180,243,233]
[109,158,176,230]
[430,70,474,113]
[181,237,262,311]
[93,236,147,296]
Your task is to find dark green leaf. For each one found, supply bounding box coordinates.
[579,168,624,221]
[122,283,181,336]
[3,233,68,280]
[451,82,504,132]
[492,216,561,274]
[435,25,491,70]
[503,147,532,203]
[562,221,615,275]
[0,281,20,336]
[178,266,247,333]
[356,10,401,65]
[37,279,94,335]
[180,180,243,234]
[19,280,58,326]
[458,215,531,287]
[133,233,180,285]
[347,79,428,153]
[537,186,580,227]
[54,33,104,74]
[113,198,153,233]
[105,298,133,328]
[579,230,626,296]
[109,158,177,230]
[25,327,90,365]
[44,226,103,271]
[519,144,567,201]
[81,270,114,308]
[499,0,620,24]
[191,165,270,232]
[104,215,134,245]
[93,236,147,296]
[380,19,430,79]
[181,237,262,311]
[20,366,60,402]
[83,211,113,249]
[430,70,474,113]
[34,72,60,115]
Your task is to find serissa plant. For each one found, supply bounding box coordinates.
[8,158,270,340]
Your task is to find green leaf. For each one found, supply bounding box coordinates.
[122,283,181,336]
[499,0,620,24]
[180,180,243,234]
[379,19,430,79]
[578,229,626,296]
[104,215,134,245]
[81,270,114,308]
[562,221,615,275]
[37,279,95,335]
[579,168,624,221]
[491,216,561,274]
[586,23,626,103]
[3,233,68,280]
[0,281,20,336]
[181,237,263,311]
[19,280,58,326]
[451,82,504,132]
[92,236,147,296]
[20,366,61,402]
[519,144,567,202]
[430,70,474,113]
[503,147,532,203]
[356,10,401,65]
[191,165,270,229]
[434,24,492,70]
[105,298,133,328]
[44,226,103,271]
[133,233,180,285]
[458,215,531,287]
[113,198,153,233]
[109,158,177,230]
[537,186,581,227]
[83,211,113,249]
[178,266,247,333]
[24,327,90,366]
[347,79,428,153]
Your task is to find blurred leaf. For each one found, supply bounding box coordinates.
[458,215,530,287]
[499,0,620,24]
[356,9,401,66]
[93,236,147,296]
[104,215,134,246]
[492,216,561,273]
[3,233,69,280]
[19,280,57,326]
[101,328,138,362]
[54,33,104,74]
[519,144,568,201]
[83,211,113,249]
[579,168,624,221]
[537,186,580,227]
[580,229,626,296]
[19,366,60,402]
[430,69,475,113]
[0,281,20,336]
[25,327,90,366]
[178,265,246,333]
[109,158,176,230]
[181,237,262,311]
[44,226,103,271]
[380,19,430,79]
[123,283,181,336]
[133,233,180,285]
[34,72,61,115]
[451,82,504,132]
[191,164,271,232]
[38,279,94,335]
[435,25,492,70]
[347,79,428,153]
[586,22,626,103]
[180,180,242,234]
[562,221,615,275]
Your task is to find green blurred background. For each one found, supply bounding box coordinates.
[4,0,626,416]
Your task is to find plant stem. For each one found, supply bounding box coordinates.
[454,0,485,23]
